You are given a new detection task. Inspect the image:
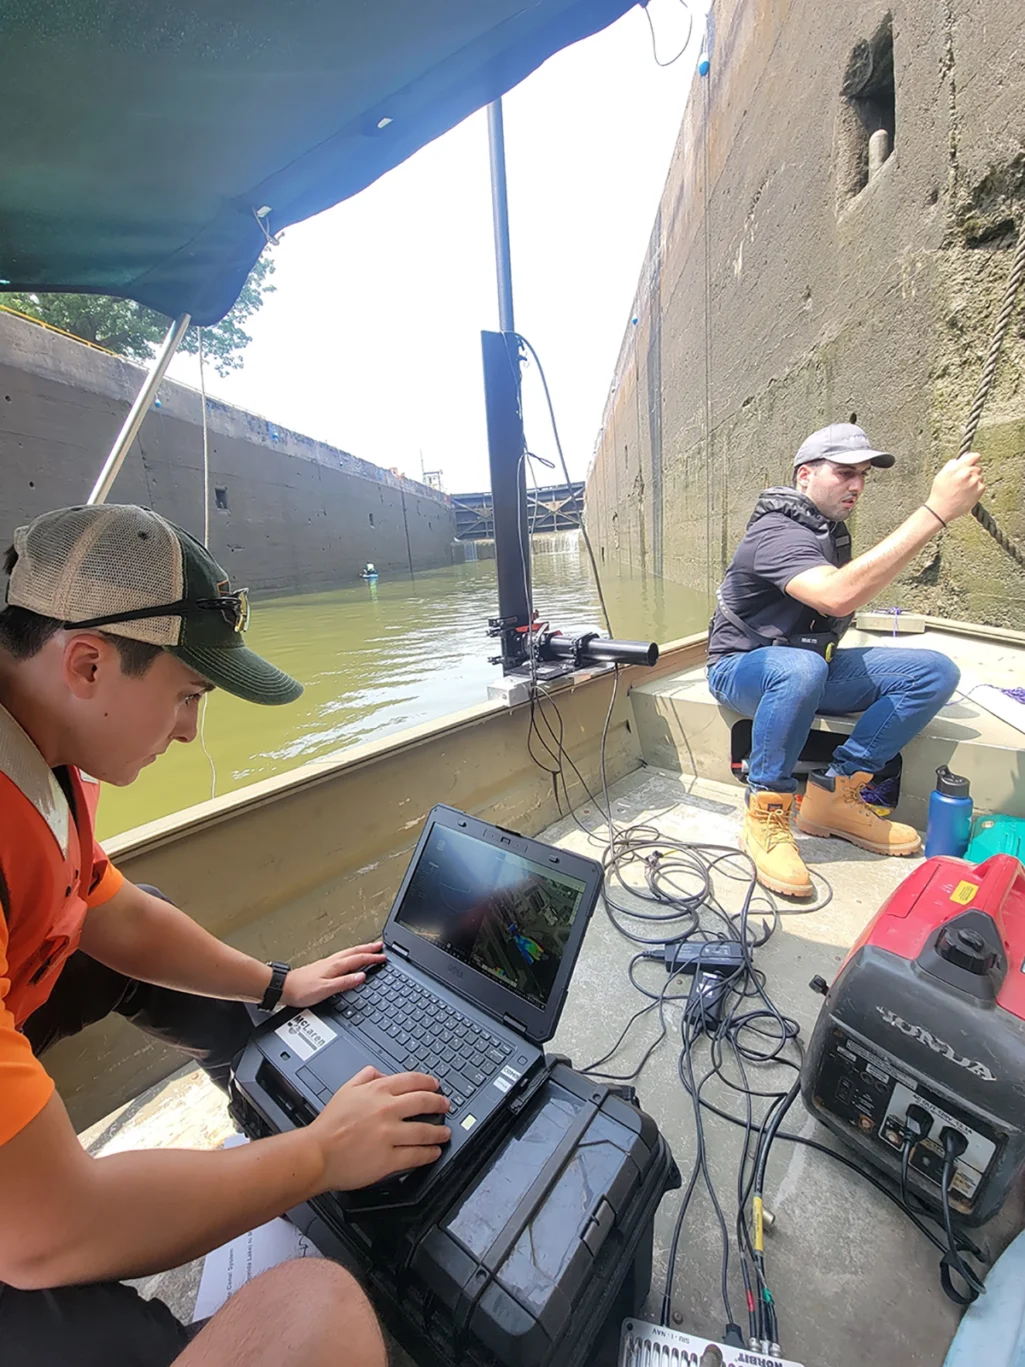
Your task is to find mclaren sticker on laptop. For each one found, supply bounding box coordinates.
[274,1010,338,1061]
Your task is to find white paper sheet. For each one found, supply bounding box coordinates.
[192,1136,322,1322]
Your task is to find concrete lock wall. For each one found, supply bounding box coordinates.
[586,0,1025,628]
[0,311,456,594]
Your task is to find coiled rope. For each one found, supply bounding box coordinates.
[957,215,1025,570]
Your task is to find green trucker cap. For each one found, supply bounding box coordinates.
[6,504,303,705]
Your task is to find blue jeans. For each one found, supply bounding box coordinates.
[707,646,960,793]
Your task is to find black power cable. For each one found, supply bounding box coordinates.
[900,1137,914,1213]
[664,893,801,1342]
[938,1132,986,1305]
[513,333,613,638]
[749,1079,800,1346]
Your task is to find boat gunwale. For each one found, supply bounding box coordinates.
[104,610,1025,860]
[104,633,709,859]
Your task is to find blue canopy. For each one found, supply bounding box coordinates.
[0,0,635,324]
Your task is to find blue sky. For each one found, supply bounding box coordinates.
[167,1,702,494]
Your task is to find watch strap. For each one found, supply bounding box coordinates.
[259,961,290,1012]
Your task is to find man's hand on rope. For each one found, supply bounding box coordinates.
[928,451,985,525]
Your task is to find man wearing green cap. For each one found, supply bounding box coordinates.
[0,505,449,1365]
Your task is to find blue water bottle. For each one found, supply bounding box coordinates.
[924,765,973,858]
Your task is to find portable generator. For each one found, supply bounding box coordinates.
[801,853,1025,1226]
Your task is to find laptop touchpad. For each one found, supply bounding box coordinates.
[303,1035,391,1096]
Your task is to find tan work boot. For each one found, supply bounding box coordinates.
[742,790,813,898]
[797,771,921,855]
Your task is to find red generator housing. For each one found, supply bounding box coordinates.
[801,854,1025,1225]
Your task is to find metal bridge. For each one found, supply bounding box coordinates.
[451,481,583,539]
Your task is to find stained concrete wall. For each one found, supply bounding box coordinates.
[0,311,456,595]
[586,0,1025,628]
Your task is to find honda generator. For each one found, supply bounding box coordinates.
[801,853,1025,1226]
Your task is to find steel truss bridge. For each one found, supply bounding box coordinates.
[451,481,583,539]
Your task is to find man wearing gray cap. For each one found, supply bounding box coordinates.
[707,423,984,898]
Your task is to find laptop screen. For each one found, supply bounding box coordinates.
[394,824,588,1010]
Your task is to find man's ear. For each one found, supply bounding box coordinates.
[62,634,114,700]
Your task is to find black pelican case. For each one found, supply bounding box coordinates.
[230,1057,679,1367]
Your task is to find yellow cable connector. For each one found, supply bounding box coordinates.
[752,1195,764,1253]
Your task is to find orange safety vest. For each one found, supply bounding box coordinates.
[0,704,123,1144]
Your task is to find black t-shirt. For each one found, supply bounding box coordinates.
[708,492,851,659]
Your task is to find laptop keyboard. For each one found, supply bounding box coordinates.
[331,965,514,1114]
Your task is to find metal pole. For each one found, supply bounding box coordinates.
[87,312,191,505]
[487,100,515,333]
[484,99,529,671]
[482,330,531,671]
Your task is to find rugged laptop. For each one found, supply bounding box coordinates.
[245,804,602,1194]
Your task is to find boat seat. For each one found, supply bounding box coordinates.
[630,661,1025,830]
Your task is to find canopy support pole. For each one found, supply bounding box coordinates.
[483,99,530,673]
[87,313,191,505]
[487,100,515,332]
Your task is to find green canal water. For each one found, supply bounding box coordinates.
[96,537,711,840]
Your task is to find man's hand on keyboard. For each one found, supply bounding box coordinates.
[309,1066,451,1191]
[282,941,387,1009]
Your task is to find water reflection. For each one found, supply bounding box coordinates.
[97,535,710,838]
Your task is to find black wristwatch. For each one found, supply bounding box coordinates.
[259,961,291,1012]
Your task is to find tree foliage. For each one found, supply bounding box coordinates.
[2,255,275,377]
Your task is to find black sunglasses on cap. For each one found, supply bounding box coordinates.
[64,588,251,634]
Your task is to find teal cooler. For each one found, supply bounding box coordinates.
[966,815,1025,865]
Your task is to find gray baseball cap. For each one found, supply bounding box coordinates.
[793,423,895,470]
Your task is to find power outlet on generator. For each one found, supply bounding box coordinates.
[806,1027,1002,1217]
[876,1081,996,1202]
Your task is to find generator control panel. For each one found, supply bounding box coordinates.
[813,1028,1002,1212]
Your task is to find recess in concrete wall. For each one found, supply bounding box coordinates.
[0,311,456,597]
